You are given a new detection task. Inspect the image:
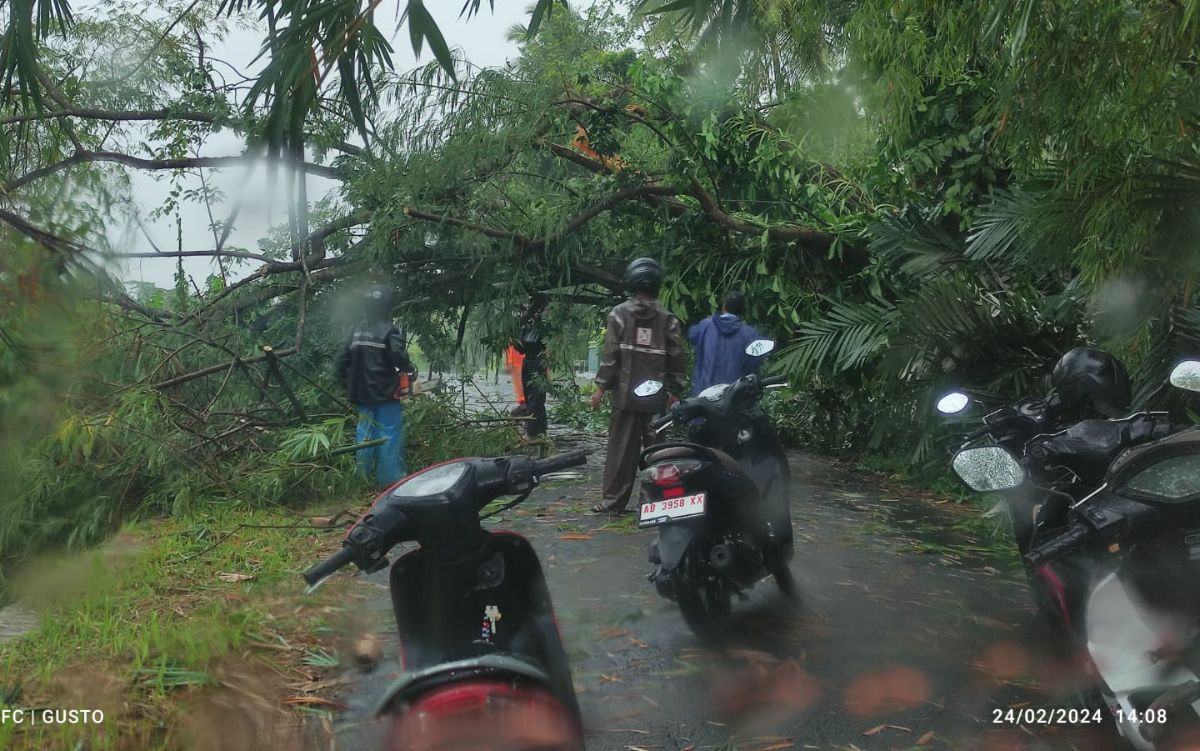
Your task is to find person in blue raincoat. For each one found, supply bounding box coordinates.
[688,291,765,395]
[335,284,416,487]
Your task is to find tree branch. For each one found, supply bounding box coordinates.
[0,107,222,127]
[114,249,277,263]
[540,139,614,174]
[153,347,299,391]
[687,178,841,252]
[404,184,681,253]
[307,209,372,255]
[4,150,339,193]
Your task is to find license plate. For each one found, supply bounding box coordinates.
[639,493,706,527]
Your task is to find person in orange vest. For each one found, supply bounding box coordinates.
[506,344,527,415]
[514,293,549,437]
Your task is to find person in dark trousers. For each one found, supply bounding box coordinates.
[514,293,549,437]
[590,258,687,513]
[335,284,416,487]
[688,290,766,396]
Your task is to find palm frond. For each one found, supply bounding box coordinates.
[964,183,1084,270]
[868,212,965,278]
[0,0,75,108]
[776,298,896,376]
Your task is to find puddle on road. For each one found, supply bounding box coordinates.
[0,604,38,644]
[796,455,1022,577]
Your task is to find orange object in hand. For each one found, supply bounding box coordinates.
[394,371,412,400]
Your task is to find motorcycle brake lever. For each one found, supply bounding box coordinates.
[304,572,337,595]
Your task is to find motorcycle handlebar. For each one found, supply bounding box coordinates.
[1024,524,1089,568]
[649,411,675,431]
[531,449,588,477]
[963,425,991,442]
[302,544,356,587]
[761,375,788,387]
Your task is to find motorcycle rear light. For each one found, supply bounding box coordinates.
[421,684,491,713]
[657,465,680,486]
[662,486,684,498]
[390,681,579,751]
[641,460,703,487]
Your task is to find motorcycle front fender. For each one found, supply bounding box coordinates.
[655,523,698,572]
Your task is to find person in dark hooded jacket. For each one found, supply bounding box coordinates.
[590,258,687,513]
[688,291,765,395]
[335,284,415,487]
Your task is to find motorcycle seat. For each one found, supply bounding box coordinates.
[644,444,742,473]
[374,653,552,716]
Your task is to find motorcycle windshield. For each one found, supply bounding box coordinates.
[1109,428,1200,504]
[1121,453,1200,502]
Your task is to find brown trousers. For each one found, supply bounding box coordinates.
[599,408,654,511]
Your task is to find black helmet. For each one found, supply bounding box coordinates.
[363,284,395,320]
[1051,346,1131,418]
[623,257,664,294]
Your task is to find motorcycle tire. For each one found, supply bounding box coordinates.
[771,562,798,596]
[677,582,732,640]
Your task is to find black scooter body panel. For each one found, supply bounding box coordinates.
[656,522,700,571]
[387,531,581,723]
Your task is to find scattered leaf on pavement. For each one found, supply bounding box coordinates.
[353,634,382,671]
[283,696,346,709]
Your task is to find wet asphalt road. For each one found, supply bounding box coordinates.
[331,442,1121,751]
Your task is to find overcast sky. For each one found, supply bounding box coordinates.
[106,0,540,289]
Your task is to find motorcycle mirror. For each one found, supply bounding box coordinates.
[1168,360,1200,393]
[633,380,664,397]
[936,391,971,415]
[745,339,775,357]
[951,446,1025,492]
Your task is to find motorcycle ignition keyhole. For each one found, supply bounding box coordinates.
[475,551,506,589]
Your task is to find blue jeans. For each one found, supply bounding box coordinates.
[355,401,407,487]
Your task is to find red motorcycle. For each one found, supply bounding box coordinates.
[304,449,588,751]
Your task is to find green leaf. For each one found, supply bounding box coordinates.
[638,0,698,15]
[407,0,457,81]
[526,0,555,38]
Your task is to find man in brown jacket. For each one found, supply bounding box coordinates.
[590,258,687,513]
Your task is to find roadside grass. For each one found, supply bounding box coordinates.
[0,506,366,751]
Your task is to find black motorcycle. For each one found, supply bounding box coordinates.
[303,449,588,751]
[634,340,794,637]
[943,360,1200,750]
[936,387,1175,614]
